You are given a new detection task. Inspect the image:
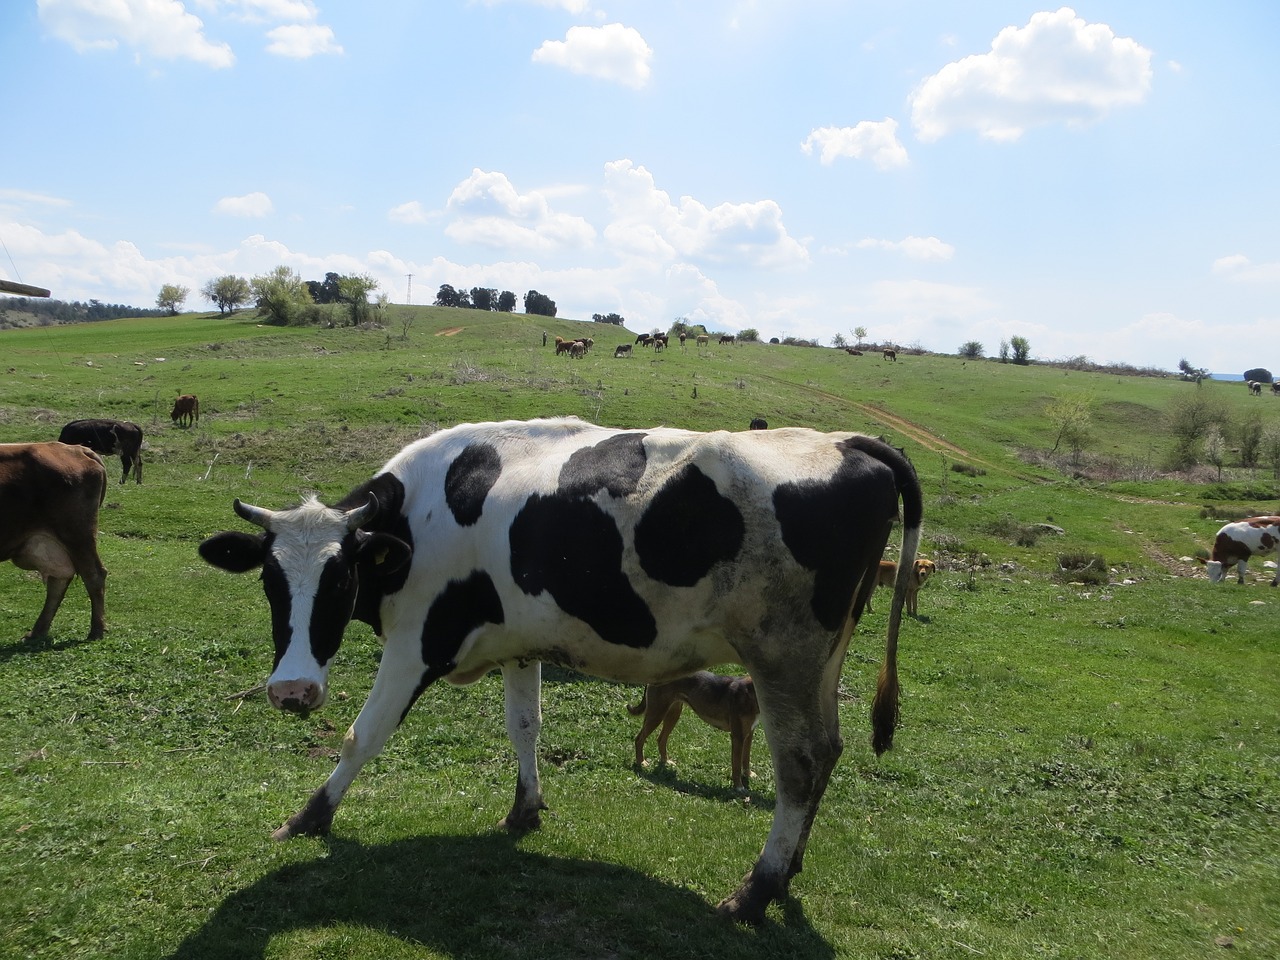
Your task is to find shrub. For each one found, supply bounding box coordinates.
[1057,552,1108,585]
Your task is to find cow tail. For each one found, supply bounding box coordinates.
[626,689,648,716]
[871,447,923,756]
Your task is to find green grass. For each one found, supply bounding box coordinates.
[1,308,1277,959]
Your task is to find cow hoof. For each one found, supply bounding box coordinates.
[499,805,546,833]
[273,789,336,839]
[715,872,785,925]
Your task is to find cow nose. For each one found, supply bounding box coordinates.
[268,679,323,713]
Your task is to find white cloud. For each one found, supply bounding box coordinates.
[213,192,274,217]
[856,236,955,261]
[444,169,595,252]
[911,7,1152,142]
[602,159,809,269]
[224,0,320,23]
[801,119,909,169]
[0,189,72,209]
[479,0,594,12]
[388,201,430,225]
[1212,254,1280,283]
[265,22,342,58]
[532,24,652,89]
[38,0,235,68]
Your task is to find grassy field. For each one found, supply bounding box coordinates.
[1,308,1277,959]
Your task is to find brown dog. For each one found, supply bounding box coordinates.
[869,557,935,614]
[627,671,759,789]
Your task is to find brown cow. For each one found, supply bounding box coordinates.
[59,418,143,484]
[883,349,897,361]
[0,442,108,640]
[171,394,199,427]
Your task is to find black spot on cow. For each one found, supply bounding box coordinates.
[308,553,360,669]
[445,443,503,526]
[421,570,505,670]
[635,464,744,586]
[773,441,898,631]
[558,432,648,498]
[509,494,656,648]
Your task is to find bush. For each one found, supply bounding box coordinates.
[1057,553,1108,585]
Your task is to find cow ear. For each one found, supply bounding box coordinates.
[357,531,412,575]
[199,531,268,572]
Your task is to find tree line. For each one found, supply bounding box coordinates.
[0,296,168,326]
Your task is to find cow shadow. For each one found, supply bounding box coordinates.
[164,834,832,959]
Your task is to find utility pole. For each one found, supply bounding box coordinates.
[405,274,413,305]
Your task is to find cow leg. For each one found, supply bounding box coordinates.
[68,542,108,641]
[717,655,845,924]
[273,640,425,840]
[499,661,547,831]
[26,575,72,640]
[1236,560,1247,584]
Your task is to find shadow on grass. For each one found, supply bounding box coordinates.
[635,761,776,812]
[0,630,96,664]
[165,834,832,960]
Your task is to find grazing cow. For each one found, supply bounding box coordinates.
[653,337,665,353]
[883,349,897,361]
[679,332,688,351]
[555,339,575,356]
[749,418,768,430]
[170,394,199,427]
[569,341,586,359]
[0,442,108,640]
[719,335,735,345]
[613,344,633,358]
[1247,380,1262,396]
[1197,516,1280,585]
[199,417,922,924]
[58,418,143,484]
[635,333,648,345]
[1273,380,1280,396]
[696,334,710,347]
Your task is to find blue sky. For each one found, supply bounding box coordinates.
[2,1,1277,373]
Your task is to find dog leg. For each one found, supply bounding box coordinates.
[656,701,683,765]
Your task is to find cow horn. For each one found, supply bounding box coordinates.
[345,494,379,530]
[233,498,276,529]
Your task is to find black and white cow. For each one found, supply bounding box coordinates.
[198,416,922,923]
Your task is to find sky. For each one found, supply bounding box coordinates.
[2,1,1278,374]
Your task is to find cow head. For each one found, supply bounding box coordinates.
[199,495,411,713]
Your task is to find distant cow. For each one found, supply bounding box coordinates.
[696,335,709,347]
[1197,516,1280,585]
[613,344,633,358]
[749,418,768,430]
[1247,380,1262,395]
[679,333,688,351]
[170,394,199,427]
[199,416,922,924]
[845,348,863,356]
[719,335,735,345]
[883,349,897,361]
[569,341,586,359]
[1,442,108,640]
[1273,380,1280,396]
[59,418,143,484]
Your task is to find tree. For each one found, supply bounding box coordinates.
[435,284,466,308]
[1009,336,1031,365]
[306,272,342,305]
[337,273,379,326]
[201,275,251,315]
[738,328,760,343]
[1166,392,1229,468]
[1178,358,1209,385]
[470,287,498,312]
[1045,393,1093,462]
[959,340,983,360]
[853,326,867,347]
[1244,366,1273,386]
[832,332,848,349]
[156,283,189,315]
[592,312,625,325]
[998,339,1010,363]
[524,290,556,317]
[497,290,517,312]
[251,266,311,326]
[1203,425,1227,480]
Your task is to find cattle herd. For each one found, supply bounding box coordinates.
[4,353,1280,924]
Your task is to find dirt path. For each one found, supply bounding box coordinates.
[434,327,464,336]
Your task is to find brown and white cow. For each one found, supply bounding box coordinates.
[170,394,199,427]
[613,343,633,358]
[1198,516,1280,585]
[199,417,922,924]
[883,349,897,361]
[59,418,143,484]
[1,442,109,640]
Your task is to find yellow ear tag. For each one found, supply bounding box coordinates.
[375,547,390,566]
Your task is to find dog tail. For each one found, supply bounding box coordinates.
[626,688,647,716]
